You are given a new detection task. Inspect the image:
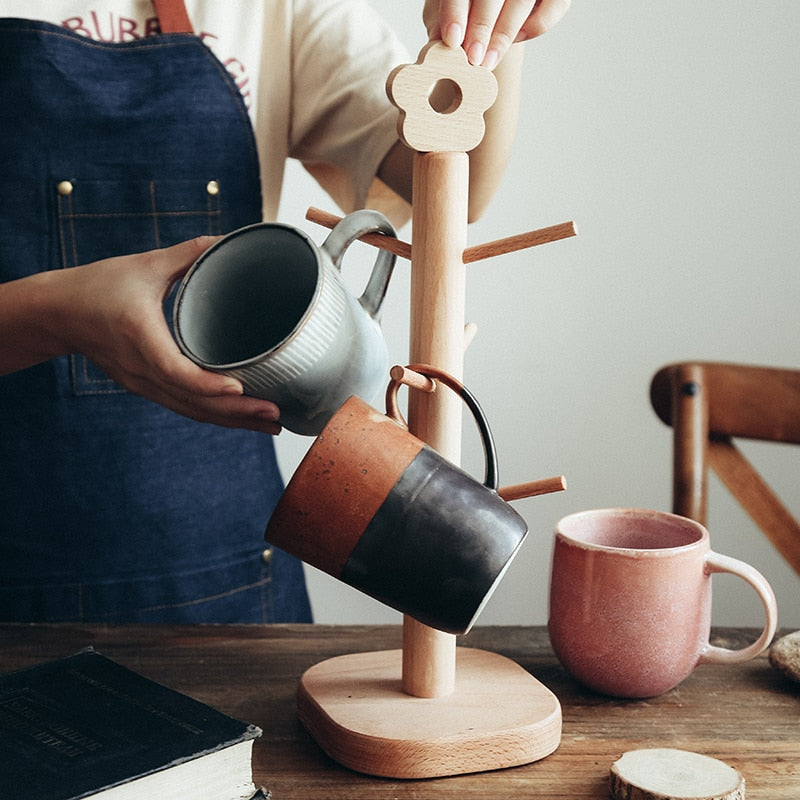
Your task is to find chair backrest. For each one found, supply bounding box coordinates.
[650,361,800,576]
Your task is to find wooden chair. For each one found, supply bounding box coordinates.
[650,362,800,576]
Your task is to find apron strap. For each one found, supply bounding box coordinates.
[152,0,194,34]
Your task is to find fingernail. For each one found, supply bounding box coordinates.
[443,23,463,48]
[483,48,500,71]
[467,41,485,66]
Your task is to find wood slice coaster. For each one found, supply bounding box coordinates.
[768,630,800,683]
[609,748,745,800]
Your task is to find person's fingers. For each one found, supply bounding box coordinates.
[429,0,571,68]
[515,0,571,42]
[482,0,536,68]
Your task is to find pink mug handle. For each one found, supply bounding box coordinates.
[699,551,778,664]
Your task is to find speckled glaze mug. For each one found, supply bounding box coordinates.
[265,365,528,634]
[548,508,778,698]
[173,209,396,435]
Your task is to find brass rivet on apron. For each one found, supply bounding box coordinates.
[206,180,220,196]
[56,180,74,196]
[261,547,273,565]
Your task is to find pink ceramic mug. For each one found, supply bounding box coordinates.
[548,508,778,698]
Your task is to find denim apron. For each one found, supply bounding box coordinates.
[0,7,312,623]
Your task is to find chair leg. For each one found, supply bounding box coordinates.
[709,437,800,577]
[671,363,709,524]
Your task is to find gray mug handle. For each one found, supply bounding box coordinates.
[321,209,397,320]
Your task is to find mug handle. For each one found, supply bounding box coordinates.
[699,551,778,664]
[320,209,397,320]
[385,364,499,491]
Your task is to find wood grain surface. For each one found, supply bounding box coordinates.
[0,624,796,799]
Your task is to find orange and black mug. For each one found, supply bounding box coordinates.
[264,365,528,634]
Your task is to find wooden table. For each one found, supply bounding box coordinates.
[0,624,797,798]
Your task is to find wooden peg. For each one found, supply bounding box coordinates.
[305,207,575,265]
[498,475,567,502]
[463,222,577,263]
[389,365,437,394]
[464,322,478,350]
[305,207,412,260]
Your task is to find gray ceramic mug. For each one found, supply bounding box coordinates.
[173,210,397,435]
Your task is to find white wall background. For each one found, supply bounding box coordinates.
[274,2,800,629]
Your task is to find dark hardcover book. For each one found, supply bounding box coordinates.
[0,648,262,800]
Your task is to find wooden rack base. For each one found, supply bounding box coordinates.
[297,647,562,779]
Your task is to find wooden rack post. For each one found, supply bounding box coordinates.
[402,149,468,698]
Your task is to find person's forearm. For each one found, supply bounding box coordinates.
[0,270,70,374]
[464,41,523,220]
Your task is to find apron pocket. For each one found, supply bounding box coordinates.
[53,176,223,396]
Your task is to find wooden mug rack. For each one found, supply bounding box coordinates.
[297,41,576,779]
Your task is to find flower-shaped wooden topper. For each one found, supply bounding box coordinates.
[386,41,498,153]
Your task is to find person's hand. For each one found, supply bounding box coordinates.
[53,237,283,434]
[423,0,571,69]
